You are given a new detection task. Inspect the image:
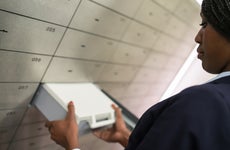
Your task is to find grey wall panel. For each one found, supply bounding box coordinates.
[163,57,184,71]
[8,135,54,150]
[119,96,150,118]
[183,29,199,45]
[56,29,118,61]
[13,122,49,141]
[174,0,200,25]
[0,51,51,82]
[0,11,65,55]
[142,52,168,69]
[21,107,46,124]
[147,82,169,98]
[122,83,151,98]
[132,67,160,83]
[0,143,8,150]
[0,127,17,144]
[122,21,160,48]
[109,44,149,65]
[173,43,193,58]
[98,83,128,99]
[165,17,187,39]
[153,34,179,54]
[0,109,25,127]
[0,83,38,109]
[154,0,181,11]
[91,0,143,17]
[70,0,131,40]
[97,64,138,82]
[158,70,178,82]
[135,0,171,31]
[0,0,80,26]
[42,57,105,83]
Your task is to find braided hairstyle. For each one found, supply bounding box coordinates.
[202,0,230,40]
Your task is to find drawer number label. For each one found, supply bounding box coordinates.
[32,57,42,62]
[46,27,56,33]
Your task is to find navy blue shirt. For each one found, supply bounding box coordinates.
[125,76,230,150]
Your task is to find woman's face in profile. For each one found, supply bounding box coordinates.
[195,13,230,74]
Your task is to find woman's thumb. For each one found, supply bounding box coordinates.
[66,101,76,121]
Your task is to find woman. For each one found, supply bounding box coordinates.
[45,0,230,149]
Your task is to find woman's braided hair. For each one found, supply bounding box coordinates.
[202,0,230,40]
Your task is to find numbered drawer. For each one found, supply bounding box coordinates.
[91,0,143,17]
[14,122,49,140]
[97,83,129,99]
[122,21,159,48]
[0,109,25,127]
[120,96,147,118]
[189,9,201,30]
[165,17,187,39]
[21,107,46,124]
[159,70,177,83]
[164,57,184,71]
[56,29,118,61]
[43,57,105,82]
[97,64,138,82]
[142,95,162,106]
[9,135,54,150]
[174,0,199,23]
[123,83,151,98]
[0,51,51,82]
[70,0,130,39]
[154,0,181,11]
[0,11,65,54]
[183,29,199,45]
[148,82,169,98]
[109,43,149,65]
[0,143,9,150]
[143,52,168,69]
[0,83,39,109]
[0,127,17,144]
[153,34,178,54]
[132,67,160,83]
[135,0,171,31]
[174,43,193,58]
[0,0,80,26]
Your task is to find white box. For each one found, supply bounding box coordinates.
[32,83,115,129]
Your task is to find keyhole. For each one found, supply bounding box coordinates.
[95,18,100,22]
[81,44,86,48]
[0,29,8,33]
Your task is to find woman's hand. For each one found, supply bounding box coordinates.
[93,104,131,147]
[45,101,79,150]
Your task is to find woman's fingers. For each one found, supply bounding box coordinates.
[93,129,112,141]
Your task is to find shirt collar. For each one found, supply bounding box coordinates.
[208,71,230,82]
